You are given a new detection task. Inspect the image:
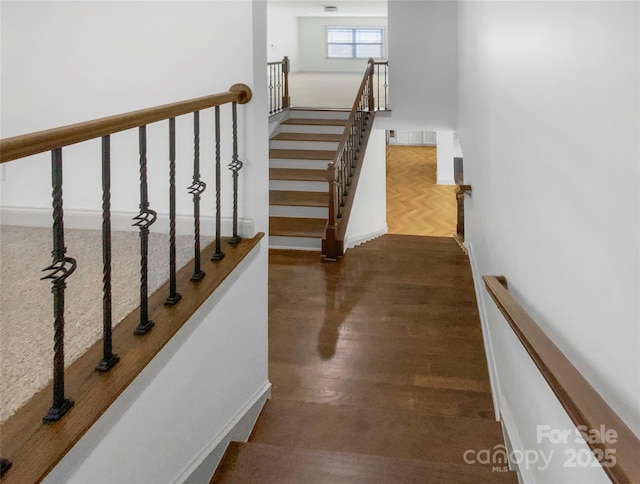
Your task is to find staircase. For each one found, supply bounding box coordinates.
[269,109,349,250]
[211,235,518,483]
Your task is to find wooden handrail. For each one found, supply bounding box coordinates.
[456,184,472,195]
[335,60,374,163]
[0,84,252,164]
[323,60,376,261]
[483,275,640,484]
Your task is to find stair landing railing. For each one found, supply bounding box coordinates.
[0,84,252,479]
[267,56,290,115]
[322,59,377,261]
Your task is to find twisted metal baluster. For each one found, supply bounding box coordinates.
[188,111,206,281]
[42,148,75,422]
[165,118,182,306]
[211,106,225,261]
[228,102,243,244]
[96,136,119,372]
[133,125,156,335]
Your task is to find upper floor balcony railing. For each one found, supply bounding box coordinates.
[0,84,259,482]
[267,56,290,115]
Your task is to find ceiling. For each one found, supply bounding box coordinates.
[268,0,388,18]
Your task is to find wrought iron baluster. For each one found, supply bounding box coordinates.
[188,111,206,281]
[165,117,182,306]
[276,64,282,112]
[384,63,389,110]
[350,125,357,172]
[349,127,357,176]
[228,102,243,244]
[377,64,381,110]
[133,125,156,335]
[96,136,119,372]
[336,155,344,218]
[211,106,225,261]
[41,148,75,422]
[342,149,349,195]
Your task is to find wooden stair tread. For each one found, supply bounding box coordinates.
[269,375,495,420]
[358,234,463,252]
[269,168,327,182]
[211,441,517,483]
[281,118,348,126]
[250,399,505,466]
[269,217,326,238]
[271,132,342,142]
[269,190,328,207]
[269,148,335,160]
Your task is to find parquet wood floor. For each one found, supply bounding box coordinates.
[386,145,457,237]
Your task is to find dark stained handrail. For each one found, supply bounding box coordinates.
[0,84,252,163]
[323,59,376,261]
[483,275,640,484]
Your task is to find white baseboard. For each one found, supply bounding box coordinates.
[179,381,272,484]
[436,177,456,185]
[345,226,388,249]
[467,242,502,421]
[0,206,254,238]
[499,399,529,484]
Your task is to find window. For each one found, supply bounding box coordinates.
[327,27,384,59]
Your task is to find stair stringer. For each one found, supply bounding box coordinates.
[339,123,388,255]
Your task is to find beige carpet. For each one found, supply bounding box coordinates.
[0,225,212,422]
[288,72,363,109]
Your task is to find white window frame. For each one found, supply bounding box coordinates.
[326,26,385,59]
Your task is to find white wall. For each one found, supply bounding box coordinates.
[267,4,300,70]
[298,17,388,73]
[344,127,387,248]
[458,1,639,482]
[1,0,269,236]
[377,0,458,131]
[435,131,455,185]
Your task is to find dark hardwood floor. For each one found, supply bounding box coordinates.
[212,235,517,482]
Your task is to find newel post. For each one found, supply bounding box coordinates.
[367,58,375,113]
[282,56,291,109]
[455,184,472,240]
[322,162,339,261]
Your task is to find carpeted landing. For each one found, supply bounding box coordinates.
[0,225,211,422]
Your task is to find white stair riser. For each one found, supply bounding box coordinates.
[279,124,345,135]
[269,180,328,192]
[289,110,350,120]
[269,205,328,218]
[270,140,340,151]
[269,235,322,250]
[269,158,331,170]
